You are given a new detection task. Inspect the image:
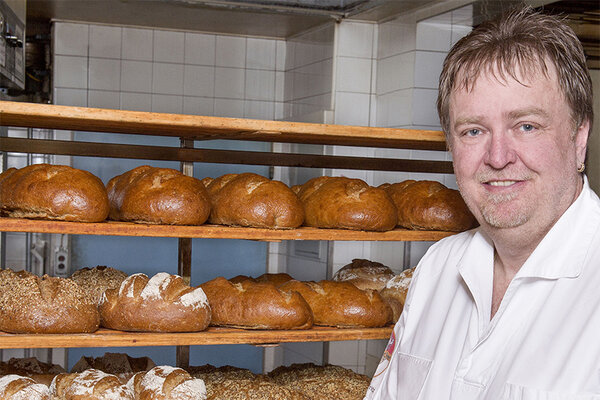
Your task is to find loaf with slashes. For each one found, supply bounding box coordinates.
[49,369,133,399]
[99,272,211,332]
[0,374,49,400]
[127,366,207,400]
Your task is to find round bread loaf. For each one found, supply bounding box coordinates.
[0,269,99,334]
[229,273,294,287]
[70,266,128,304]
[293,176,397,231]
[107,165,211,225]
[278,280,392,328]
[332,259,395,291]
[0,164,109,222]
[204,173,304,229]
[50,369,134,399]
[71,353,156,384]
[268,363,370,400]
[381,180,477,231]
[200,277,313,330]
[0,357,66,386]
[127,366,207,400]
[99,272,211,333]
[0,374,50,400]
[380,267,415,322]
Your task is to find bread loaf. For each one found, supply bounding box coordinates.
[0,269,99,334]
[50,369,133,399]
[0,357,65,386]
[380,267,415,322]
[127,366,206,400]
[0,164,109,222]
[204,173,304,229]
[278,280,392,328]
[229,273,293,287]
[107,165,211,225]
[268,363,370,400]
[381,180,477,231]
[0,374,50,400]
[293,176,397,231]
[332,259,395,291]
[99,272,211,332]
[200,277,313,329]
[70,266,128,304]
[71,353,156,384]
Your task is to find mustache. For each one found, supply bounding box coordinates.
[476,171,533,183]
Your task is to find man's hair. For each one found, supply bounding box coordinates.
[437,6,593,138]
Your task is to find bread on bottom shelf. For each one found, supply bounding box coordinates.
[99,272,211,333]
[0,357,65,387]
[332,259,395,291]
[71,353,156,384]
[128,366,206,400]
[278,280,393,328]
[0,374,50,400]
[200,277,314,330]
[49,369,133,399]
[0,269,99,334]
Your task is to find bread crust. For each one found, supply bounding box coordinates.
[293,176,397,231]
[99,273,211,332]
[332,259,395,291]
[50,369,134,399]
[0,164,109,222]
[380,267,415,322]
[128,366,206,400]
[204,173,304,229]
[200,277,313,330]
[0,374,50,400]
[70,266,129,304]
[107,165,211,225]
[279,280,392,328]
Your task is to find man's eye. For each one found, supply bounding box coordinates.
[520,124,536,132]
[465,128,481,137]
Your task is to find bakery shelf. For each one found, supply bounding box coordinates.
[0,326,394,349]
[0,101,447,150]
[0,218,455,242]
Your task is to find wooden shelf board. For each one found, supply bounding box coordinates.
[0,326,394,349]
[0,218,456,242]
[0,101,447,150]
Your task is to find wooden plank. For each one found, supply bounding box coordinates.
[0,218,456,242]
[0,101,447,150]
[0,326,394,349]
[0,137,454,173]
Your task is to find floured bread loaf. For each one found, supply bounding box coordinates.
[229,273,294,287]
[0,374,50,400]
[0,269,99,334]
[380,267,415,322]
[200,277,313,329]
[127,366,206,400]
[279,280,392,328]
[203,173,304,229]
[0,164,109,222]
[0,357,66,386]
[71,353,156,384]
[268,363,370,400]
[381,180,477,231]
[99,272,211,332]
[107,165,211,225]
[332,259,395,291]
[70,266,128,304]
[293,176,397,231]
[50,369,133,399]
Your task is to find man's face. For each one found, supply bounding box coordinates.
[448,64,588,235]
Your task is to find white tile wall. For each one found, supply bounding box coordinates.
[337,21,375,58]
[416,21,453,52]
[121,60,152,93]
[89,25,122,58]
[153,30,185,63]
[246,38,276,70]
[122,28,153,61]
[184,32,216,65]
[214,67,245,99]
[89,58,121,91]
[152,62,184,95]
[216,36,246,68]
[184,65,215,97]
[336,57,372,93]
[53,23,88,57]
[334,92,370,126]
[54,56,88,89]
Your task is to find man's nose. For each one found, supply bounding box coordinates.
[483,132,517,169]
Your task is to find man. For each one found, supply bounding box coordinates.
[366,6,598,399]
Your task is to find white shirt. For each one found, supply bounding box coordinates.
[365,178,600,400]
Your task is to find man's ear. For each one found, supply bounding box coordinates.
[575,119,590,163]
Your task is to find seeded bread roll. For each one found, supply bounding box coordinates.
[107,165,211,225]
[268,363,370,400]
[70,266,128,304]
[71,353,156,384]
[332,259,395,291]
[380,180,477,231]
[278,280,392,328]
[380,267,415,322]
[127,366,207,400]
[50,369,133,399]
[0,374,50,400]
[293,176,397,231]
[99,272,211,333]
[0,269,99,334]
[200,277,313,330]
[0,164,109,222]
[204,173,304,229]
[0,357,66,387]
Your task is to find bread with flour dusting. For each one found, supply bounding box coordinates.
[380,267,415,322]
[49,369,133,399]
[127,366,206,400]
[99,272,211,332]
[0,374,49,400]
[332,259,395,291]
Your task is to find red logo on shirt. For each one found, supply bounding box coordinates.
[383,329,396,361]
